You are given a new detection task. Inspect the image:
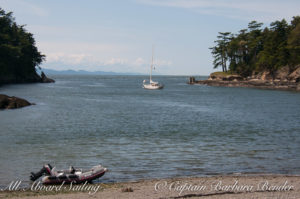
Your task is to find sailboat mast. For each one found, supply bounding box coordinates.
[150,46,154,82]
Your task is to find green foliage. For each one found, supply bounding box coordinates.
[210,17,300,77]
[0,7,45,83]
[210,32,232,72]
[210,71,237,77]
[287,17,300,69]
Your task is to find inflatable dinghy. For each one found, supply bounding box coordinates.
[30,164,107,185]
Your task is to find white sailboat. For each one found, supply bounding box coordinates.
[143,47,164,90]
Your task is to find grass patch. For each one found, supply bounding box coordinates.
[210,71,237,77]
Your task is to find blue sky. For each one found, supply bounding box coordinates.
[1,0,300,75]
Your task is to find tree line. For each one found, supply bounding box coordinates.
[0,8,45,84]
[210,16,300,77]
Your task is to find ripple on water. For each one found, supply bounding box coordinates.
[0,75,300,186]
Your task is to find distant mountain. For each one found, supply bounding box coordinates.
[42,68,144,75]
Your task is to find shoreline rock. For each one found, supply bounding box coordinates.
[190,66,300,91]
[41,72,55,83]
[0,94,32,109]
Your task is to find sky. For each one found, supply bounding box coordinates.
[0,0,300,75]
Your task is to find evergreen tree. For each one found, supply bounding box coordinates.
[0,7,45,84]
[210,32,231,72]
[210,17,300,77]
[288,17,300,69]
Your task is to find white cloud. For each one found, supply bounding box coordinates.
[46,53,126,66]
[136,0,300,22]
[132,57,172,67]
[43,52,172,73]
[133,57,146,66]
[46,53,92,65]
[36,40,172,72]
[103,58,129,65]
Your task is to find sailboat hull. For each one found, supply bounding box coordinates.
[143,84,164,90]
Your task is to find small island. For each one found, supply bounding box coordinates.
[191,17,300,91]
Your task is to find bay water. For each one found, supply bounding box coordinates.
[1,75,300,187]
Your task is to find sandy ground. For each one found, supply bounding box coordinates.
[1,175,299,199]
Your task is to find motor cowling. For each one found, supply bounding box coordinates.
[30,164,52,181]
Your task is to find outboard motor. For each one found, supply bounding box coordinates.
[30,164,52,181]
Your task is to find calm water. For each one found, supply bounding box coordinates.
[1,75,300,187]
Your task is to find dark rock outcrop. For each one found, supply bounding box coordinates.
[275,66,290,81]
[0,94,32,109]
[189,77,196,84]
[41,72,55,83]
[288,66,300,82]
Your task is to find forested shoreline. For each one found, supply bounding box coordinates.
[210,16,300,77]
[0,8,46,85]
